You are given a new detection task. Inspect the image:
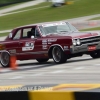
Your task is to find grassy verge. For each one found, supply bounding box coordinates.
[90,17,100,20]
[10,2,52,13]
[0,32,9,37]
[80,27,100,31]
[9,0,73,12]
[0,0,100,31]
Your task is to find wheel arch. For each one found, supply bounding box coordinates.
[0,50,10,55]
[48,44,64,58]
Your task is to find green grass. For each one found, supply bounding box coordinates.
[90,17,100,20]
[10,2,52,12]
[0,32,9,37]
[80,27,100,31]
[0,0,100,31]
[10,0,73,12]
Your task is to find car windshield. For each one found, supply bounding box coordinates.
[39,22,78,35]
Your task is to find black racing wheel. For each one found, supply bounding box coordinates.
[90,50,100,58]
[52,46,67,64]
[0,52,10,68]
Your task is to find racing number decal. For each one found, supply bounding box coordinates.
[22,41,35,51]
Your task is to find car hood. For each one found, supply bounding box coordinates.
[68,31,100,39]
[46,31,100,39]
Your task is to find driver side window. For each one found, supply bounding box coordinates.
[22,28,32,38]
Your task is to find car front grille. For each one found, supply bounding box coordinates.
[80,36,100,44]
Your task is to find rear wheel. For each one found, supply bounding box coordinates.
[36,58,49,63]
[0,52,10,68]
[90,50,100,58]
[52,46,67,64]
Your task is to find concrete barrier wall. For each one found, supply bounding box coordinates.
[0,0,33,7]
[0,84,100,100]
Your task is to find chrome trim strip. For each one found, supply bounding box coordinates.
[75,42,100,47]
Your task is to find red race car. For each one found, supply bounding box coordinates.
[0,21,100,67]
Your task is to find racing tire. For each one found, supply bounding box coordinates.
[0,52,10,68]
[90,50,100,58]
[52,46,67,64]
[36,58,49,63]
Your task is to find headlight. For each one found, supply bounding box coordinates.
[76,39,81,45]
[72,39,81,46]
[72,39,77,45]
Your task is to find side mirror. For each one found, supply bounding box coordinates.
[31,35,34,39]
[9,33,12,38]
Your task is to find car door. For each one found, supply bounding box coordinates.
[18,27,44,60]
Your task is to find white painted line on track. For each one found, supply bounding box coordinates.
[9,76,24,79]
[0,6,49,17]
[74,67,84,70]
[50,70,65,74]
[0,64,51,73]
[0,0,45,14]
[70,56,91,60]
[94,64,100,66]
[0,68,12,72]
[29,73,44,76]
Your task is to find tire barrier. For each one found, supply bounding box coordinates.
[0,84,100,100]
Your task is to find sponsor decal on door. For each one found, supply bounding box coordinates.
[22,41,35,51]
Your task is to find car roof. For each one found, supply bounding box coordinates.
[15,21,67,29]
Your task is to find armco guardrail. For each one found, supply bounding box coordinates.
[0,84,100,100]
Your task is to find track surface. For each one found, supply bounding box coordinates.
[0,1,100,86]
[0,55,100,86]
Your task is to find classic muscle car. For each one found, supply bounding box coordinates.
[0,21,100,67]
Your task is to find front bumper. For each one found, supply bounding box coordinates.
[70,42,100,54]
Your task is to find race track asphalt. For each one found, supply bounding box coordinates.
[0,55,100,85]
[0,1,100,86]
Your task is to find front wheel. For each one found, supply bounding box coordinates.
[0,52,10,68]
[52,46,67,64]
[36,58,49,63]
[90,50,100,58]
